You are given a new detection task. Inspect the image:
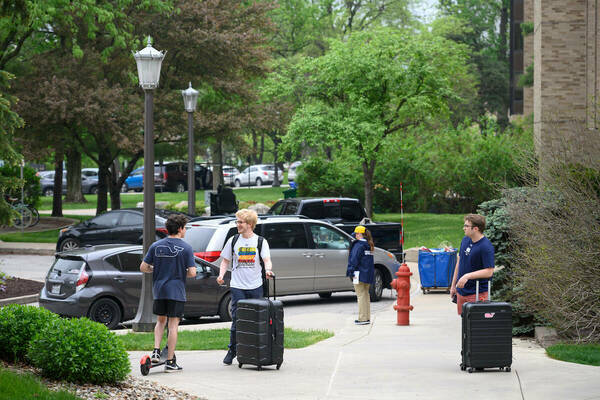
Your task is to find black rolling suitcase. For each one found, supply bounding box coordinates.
[236,276,284,370]
[460,279,512,373]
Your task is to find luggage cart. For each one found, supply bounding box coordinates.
[418,248,457,293]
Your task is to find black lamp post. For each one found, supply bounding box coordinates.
[132,36,165,332]
[182,82,199,216]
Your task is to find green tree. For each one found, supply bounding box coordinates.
[438,0,510,129]
[0,70,24,224]
[284,28,473,216]
[0,0,171,69]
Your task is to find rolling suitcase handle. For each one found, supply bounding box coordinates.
[475,278,491,302]
[268,273,277,300]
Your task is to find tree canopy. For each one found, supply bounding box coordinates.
[283,27,474,216]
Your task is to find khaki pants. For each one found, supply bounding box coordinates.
[354,282,371,322]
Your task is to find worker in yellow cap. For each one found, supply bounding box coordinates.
[346,225,375,325]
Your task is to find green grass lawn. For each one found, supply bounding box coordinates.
[546,343,600,366]
[37,187,290,211]
[0,215,91,243]
[0,368,82,400]
[375,212,464,249]
[118,327,333,351]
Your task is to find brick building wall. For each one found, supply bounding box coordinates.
[533,0,600,164]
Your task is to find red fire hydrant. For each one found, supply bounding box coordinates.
[391,263,414,325]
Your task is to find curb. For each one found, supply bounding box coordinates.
[0,247,55,256]
[0,294,39,306]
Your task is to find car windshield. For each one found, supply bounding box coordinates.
[183,227,217,251]
[261,165,275,171]
[269,201,286,215]
[50,258,85,275]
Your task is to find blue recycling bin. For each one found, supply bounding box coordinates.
[418,248,457,293]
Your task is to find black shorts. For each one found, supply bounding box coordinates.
[153,299,185,318]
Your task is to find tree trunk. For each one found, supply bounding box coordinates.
[65,148,86,203]
[362,159,376,218]
[272,133,281,187]
[251,130,259,164]
[211,140,223,190]
[96,151,111,214]
[108,159,122,210]
[259,132,264,164]
[51,149,64,217]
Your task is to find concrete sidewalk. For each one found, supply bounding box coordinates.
[0,240,56,255]
[126,262,600,400]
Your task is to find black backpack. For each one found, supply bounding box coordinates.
[230,233,269,297]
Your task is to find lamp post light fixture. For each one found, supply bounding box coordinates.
[182,82,199,216]
[132,36,165,332]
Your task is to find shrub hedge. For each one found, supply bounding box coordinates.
[0,305,130,384]
[0,304,60,362]
[28,317,130,384]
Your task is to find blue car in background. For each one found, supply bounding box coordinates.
[123,167,144,192]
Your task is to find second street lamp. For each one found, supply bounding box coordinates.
[131,36,165,332]
[182,82,199,216]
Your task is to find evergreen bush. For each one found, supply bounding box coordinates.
[28,317,130,384]
[0,304,60,362]
[478,189,541,336]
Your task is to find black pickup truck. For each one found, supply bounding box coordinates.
[267,197,403,259]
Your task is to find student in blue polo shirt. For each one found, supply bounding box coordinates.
[140,214,196,372]
[450,214,495,315]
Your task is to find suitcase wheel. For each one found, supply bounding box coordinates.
[238,363,242,369]
[257,366,262,371]
[504,367,511,372]
[460,364,466,371]
[276,363,282,370]
[467,368,473,373]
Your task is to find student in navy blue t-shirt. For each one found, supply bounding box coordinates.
[450,214,495,315]
[140,214,195,372]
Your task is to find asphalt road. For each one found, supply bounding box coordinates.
[0,254,396,326]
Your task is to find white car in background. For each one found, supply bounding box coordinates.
[287,161,302,182]
[233,164,276,187]
[222,165,240,186]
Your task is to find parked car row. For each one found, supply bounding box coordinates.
[39,160,303,196]
[123,162,212,193]
[38,170,99,196]
[42,214,399,329]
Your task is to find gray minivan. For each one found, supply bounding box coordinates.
[184,216,400,302]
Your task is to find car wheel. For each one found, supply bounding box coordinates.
[234,180,241,188]
[135,187,143,192]
[43,188,54,197]
[89,298,122,330]
[175,182,186,193]
[90,186,98,195]
[255,178,263,187]
[218,292,232,322]
[59,238,80,252]
[318,292,332,299]
[369,268,384,302]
